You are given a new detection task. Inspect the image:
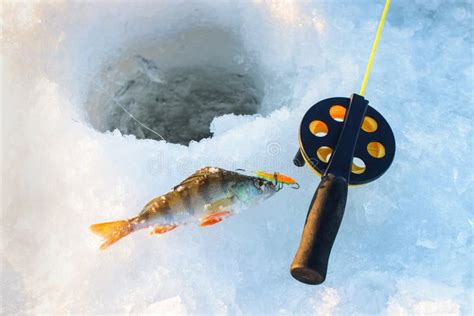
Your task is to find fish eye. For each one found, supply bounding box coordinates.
[254,178,265,188]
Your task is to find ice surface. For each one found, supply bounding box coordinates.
[2,0,473,314]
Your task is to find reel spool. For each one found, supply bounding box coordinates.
[290,93,395,285]
[294,96,395,185]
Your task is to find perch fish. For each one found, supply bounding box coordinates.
[90,167,297,250]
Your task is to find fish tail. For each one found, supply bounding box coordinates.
[90,219,134,250]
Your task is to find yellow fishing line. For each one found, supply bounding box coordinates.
[359,0,390,96]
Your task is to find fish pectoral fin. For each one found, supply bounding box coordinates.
[199,211,232,227]
[150,225,177,235]
[205,196,234,212]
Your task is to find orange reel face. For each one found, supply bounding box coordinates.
[298,97,395,185]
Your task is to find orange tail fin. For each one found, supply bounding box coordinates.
[90,220,134,250]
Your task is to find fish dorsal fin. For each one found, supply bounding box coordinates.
[173,167,224,190]
[140,196,164,214]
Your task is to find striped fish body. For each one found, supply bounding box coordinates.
[91,167,278,250]
[133,167,237,227]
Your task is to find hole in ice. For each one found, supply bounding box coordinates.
[86,28,264,145]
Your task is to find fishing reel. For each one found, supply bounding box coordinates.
[290,93,395,284]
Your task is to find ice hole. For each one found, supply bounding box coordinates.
[86,28,264,145]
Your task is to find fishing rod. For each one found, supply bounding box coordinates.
[290,0,395,284]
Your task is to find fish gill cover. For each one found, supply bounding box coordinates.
[1,0,473,314]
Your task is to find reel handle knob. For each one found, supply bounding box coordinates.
[293,149,305,167]
[290,173,348,284]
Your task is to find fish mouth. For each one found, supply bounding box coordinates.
[268,181,284,192]
[266,182,280,194]
[269,183,279,191]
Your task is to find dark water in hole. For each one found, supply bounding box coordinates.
[95,58,263,145]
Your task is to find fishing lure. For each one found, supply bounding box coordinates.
[236,169,300,191]
[255,171,300,190]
